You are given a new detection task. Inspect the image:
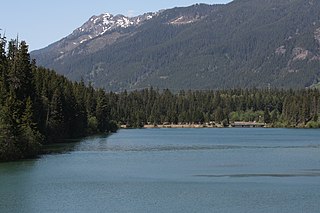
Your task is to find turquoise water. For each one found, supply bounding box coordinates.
[0,128,320,213]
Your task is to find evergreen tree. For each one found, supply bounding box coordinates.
[47,88,65,140]
[96,90,109,132]
[215,107,224,124]
[263,107,271,124]
[20,97,42,156]
[0,96,22,160]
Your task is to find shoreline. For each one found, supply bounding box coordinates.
[121,122,267,129]
[143,124,221,128]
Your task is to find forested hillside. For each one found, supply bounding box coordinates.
[32,0,320,91]
[0,36,117,161]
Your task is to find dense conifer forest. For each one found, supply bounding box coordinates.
[110,88,320,129]
[0,36,117,161]
[1,36,320,161]
[32,0,320,91]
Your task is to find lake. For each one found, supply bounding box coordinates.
[0,128,320,213]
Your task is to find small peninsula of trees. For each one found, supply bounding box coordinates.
[1,36,320,161]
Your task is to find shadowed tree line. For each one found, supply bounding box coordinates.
[0,37,117,161]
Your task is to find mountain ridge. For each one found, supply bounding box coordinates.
[31,0,320,91]
[34,11,158,61]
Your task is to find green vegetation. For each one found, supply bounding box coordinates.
[1,35,320,162]
[0,36,117,161]
[32,0,320,91]
[110,88,320,128]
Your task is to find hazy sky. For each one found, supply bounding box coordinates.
[1,0,232,50]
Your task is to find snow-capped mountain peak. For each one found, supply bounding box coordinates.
[72,12,156,42]
[48,11,157,59]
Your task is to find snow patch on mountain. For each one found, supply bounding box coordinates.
[315,27,320,44]
[46,11,158,60]
[169,14,206,25]
[71,12,157,45]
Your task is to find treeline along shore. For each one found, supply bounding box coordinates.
[117,88,319,129]
[131,121,266,129]
[1,37,320,161]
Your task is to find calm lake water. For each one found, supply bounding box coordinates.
[1,128,320,213]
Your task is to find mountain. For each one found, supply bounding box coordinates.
[31,0,320,91]
[32,11,157,65]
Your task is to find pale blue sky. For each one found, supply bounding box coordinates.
[1,0,232,50]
